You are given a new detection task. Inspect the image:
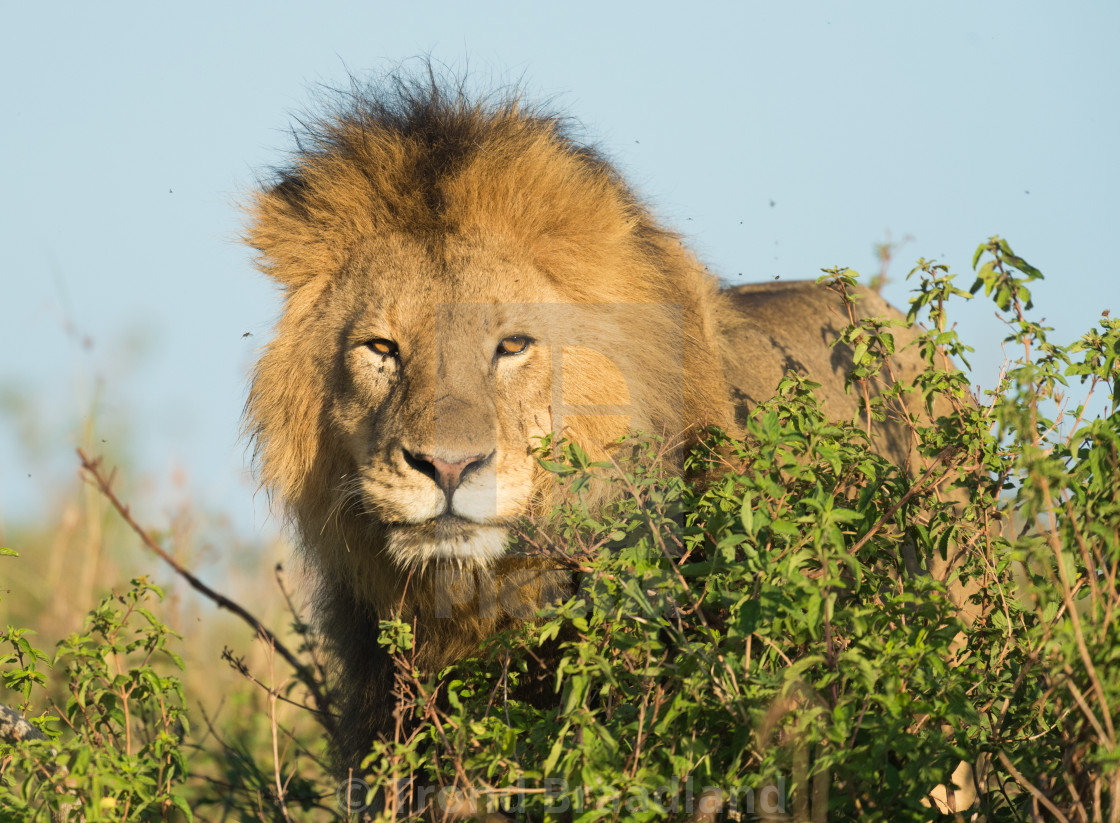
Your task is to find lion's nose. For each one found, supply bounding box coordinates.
[402,449,493,496]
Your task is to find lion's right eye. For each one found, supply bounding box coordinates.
[365,338,399,358]
[496,335,532,356]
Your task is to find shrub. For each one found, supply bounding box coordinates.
[0,576,192,821]
[355,238,1119,821]
[3,236,1116,821]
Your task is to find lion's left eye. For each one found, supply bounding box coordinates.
[496,336,532,356]
[365,338,399,358]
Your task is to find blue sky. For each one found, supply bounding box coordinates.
[2,1,1117,538]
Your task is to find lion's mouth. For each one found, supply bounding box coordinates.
[383,515,511,568]
[385,512,484,534]
[420,514,478,539]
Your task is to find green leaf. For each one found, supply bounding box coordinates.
[738,492,754,534]
[543,734,568,775]
[770,519,801,538]
[170,793,195,822]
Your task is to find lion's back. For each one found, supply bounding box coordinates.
[717,280,926,468]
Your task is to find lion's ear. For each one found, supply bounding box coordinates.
[245,174,343,291]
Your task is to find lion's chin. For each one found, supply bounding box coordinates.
[384,517,509,569]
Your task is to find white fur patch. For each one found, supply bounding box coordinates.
[378,481,446,522]
[384,521,509,569]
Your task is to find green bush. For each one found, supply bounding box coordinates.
[357,238,1119,821]
[2,236,1117,821]
[0,577,192,821]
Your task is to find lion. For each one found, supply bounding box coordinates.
[243,76,957,784]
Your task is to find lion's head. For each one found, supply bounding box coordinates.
[245,79,730,616]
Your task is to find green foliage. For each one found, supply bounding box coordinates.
[356,237,1118,821]
[0,578,192,821]
[4,236,1117,821]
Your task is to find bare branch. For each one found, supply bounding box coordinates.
[76,449,335,735]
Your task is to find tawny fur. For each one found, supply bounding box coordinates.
[245,76,929,768]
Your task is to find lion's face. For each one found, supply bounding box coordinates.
[324,235,573,568]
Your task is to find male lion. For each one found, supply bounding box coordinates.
[245,76,937,772]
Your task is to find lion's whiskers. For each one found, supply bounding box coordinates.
[321,474,365,541]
